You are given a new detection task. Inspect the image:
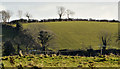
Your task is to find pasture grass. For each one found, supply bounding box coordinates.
[22,21,118,51]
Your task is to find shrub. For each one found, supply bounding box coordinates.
[16,22,23,31]
[9,57,15,65]
[3,41,15,56]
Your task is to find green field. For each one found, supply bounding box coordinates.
[2,21,120,68]
[22,21,118,51]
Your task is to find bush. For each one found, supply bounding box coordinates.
[16,22,23,31]
[3,41,15,56]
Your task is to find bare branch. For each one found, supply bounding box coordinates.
[18,10,22,19]
[6,10,12,22]
[25,12,32,21]
[98,30,112,50]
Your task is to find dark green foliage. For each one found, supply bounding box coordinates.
[13,29,39,55]
[3,24,40,56]
[38,30,53,54]
[2,24,18,42]
[16,22,23,32]
[3,41,15,56]
[4,23,23,55]
[38,30,53,45]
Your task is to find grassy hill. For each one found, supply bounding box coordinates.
[2,21,120,68]
[20,21,118,51]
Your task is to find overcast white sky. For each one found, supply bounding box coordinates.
[0,1,119,21]
[1,0,120,2]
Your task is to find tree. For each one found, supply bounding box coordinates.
[14,29,40,55]
[21,29,39,54]
[0,10,8,23]
[3,41,15,56]
[66,9,75,19]
[25,12,32,21]
[0,10,12,23]
[6,10,12,22]
[38,30,53,54]
[115,32,120,49]
[0,11,2,22]
[14,25,39,55]
[14,22,23,55]
[57,6,66,20]
[18,10,23,19]
[13,34,22,55]
[98,30,111,55]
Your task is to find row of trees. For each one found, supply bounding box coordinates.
[0,6,75,23]
[0,10,32,23]
[57,6,75,20]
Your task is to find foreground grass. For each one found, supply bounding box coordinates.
[2,54,120,67]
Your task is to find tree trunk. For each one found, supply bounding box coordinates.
[27,16,30,22]
[67,14,69,19]
[101,46,102,55]
[59,14,62,21]
[8,19,9,23]
[26,45,28,54]
[19,50,23,57]
[17,44,20,55]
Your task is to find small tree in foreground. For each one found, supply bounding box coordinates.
[14,22,23,55]
[38,30,54,54]
[98,30,112,55]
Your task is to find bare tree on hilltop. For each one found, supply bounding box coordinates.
[18,10,23,19]
[0,10,12,23]
[57,6,66,20]
[25,12,32,21]
[6,10,12,22]
[66,9,75,19]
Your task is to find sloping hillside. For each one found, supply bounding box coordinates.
[22,21,118,51]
